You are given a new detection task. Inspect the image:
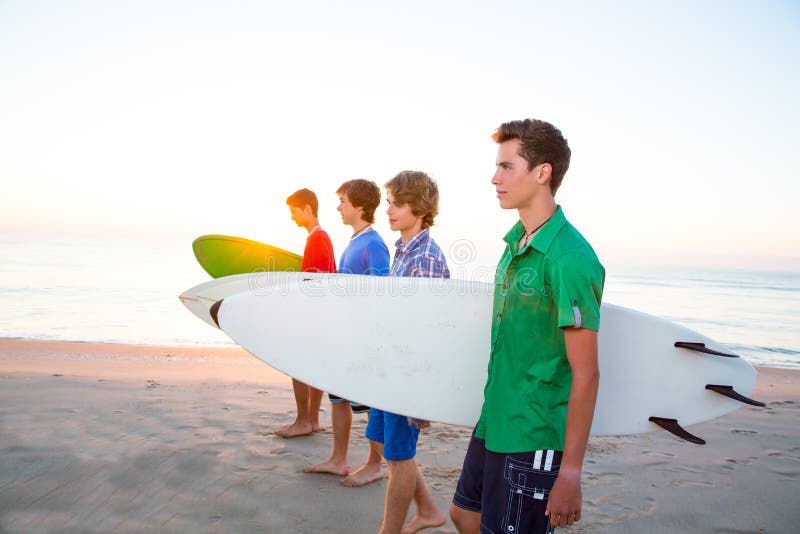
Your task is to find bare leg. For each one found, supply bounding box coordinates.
[401,465,446,533]
[341,439,386,487]
[309,386,324,432]
[449,505,480,534]
[303,402,351,475]
[379,458,418,534]
[275,378,313,438]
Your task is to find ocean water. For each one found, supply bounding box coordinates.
[1,234,798,368]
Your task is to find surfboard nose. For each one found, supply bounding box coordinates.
[210,299,223,328]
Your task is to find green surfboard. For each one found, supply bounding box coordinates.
[192,234,303,278]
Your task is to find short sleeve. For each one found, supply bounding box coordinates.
[364,239,390,276]
[551,253,605,331]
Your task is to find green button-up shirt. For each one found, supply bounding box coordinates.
[475,206,605,453]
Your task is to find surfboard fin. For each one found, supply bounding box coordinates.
[210,299,223,328]
[705,384,766,407]
[648,417,706,444]
[674,341,739,358]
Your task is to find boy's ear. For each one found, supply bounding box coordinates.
[537,163,553,186]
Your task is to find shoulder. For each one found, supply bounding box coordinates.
[548,222,601,268]
[423,237,448,263]
[309,229,333,247]
[365,239,390,266]
[365,231,389,251]
[415,237,450,278]
[541,227,603,297]
[549,253,604,287]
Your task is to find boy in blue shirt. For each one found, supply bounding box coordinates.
[303,179,391,484]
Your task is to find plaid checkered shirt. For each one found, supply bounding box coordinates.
[390,229,450,279]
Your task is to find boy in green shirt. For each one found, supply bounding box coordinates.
[450,119,605,533]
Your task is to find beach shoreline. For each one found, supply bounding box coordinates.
[1,338,798,533]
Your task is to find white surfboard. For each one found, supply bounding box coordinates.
[182,274,762,441]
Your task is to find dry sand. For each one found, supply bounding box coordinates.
[0,338,797,533]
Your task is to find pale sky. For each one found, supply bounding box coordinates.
[2,0,798,271]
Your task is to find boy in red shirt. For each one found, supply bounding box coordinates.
[276,188,336,438]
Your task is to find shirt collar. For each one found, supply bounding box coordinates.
[503,205,567,255]
[394,228,430,254]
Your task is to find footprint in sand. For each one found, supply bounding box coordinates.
[731,429,758,435]
[768,467,799,478]
[146,380,160,389]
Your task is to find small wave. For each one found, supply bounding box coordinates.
[727,344,799,356]
[753,346,800,356]
[683,280,800,293]
[669,316,746,329]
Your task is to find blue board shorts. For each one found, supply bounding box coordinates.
[365,408,420,461]
[452,432,561,534]
[327,393,370,414]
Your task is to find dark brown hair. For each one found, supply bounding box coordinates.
[285,188,319,217]
[492,119,571,195]
[336,179,381,224]
[384,171,439,229]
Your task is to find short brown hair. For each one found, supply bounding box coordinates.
[492,119,571,195]
[285,188,318,217]
[336,179,381,224]
[384,171,439,229]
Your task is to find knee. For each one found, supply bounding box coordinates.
[386,458,414,470]
[450,504,478,533]
[449,504,466,527]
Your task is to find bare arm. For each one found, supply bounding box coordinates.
[545,327,600,529]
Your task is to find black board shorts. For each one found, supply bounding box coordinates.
[453,432,561,534]
[328,393,370,414]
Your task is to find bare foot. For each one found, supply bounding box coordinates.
[340,464,386,487]
[275,421,313,438]
[312,423,326,433]
[400,512,447,534]
[303,459,349,476]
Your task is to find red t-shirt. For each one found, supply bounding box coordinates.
[302,228,336,273]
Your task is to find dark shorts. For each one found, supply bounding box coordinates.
[452,432,562,534]
[364,408,420,461]
[328,393,370,414]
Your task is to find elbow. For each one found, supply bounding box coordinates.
[573,367,600,391]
